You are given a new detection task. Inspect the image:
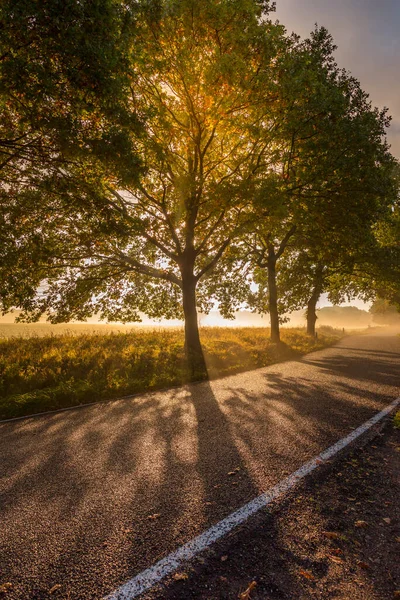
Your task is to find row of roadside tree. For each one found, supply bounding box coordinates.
[1,0,399,376]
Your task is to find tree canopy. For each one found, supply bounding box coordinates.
[241,27,398,340]
[0,0,142,178]
[1,0,399,376]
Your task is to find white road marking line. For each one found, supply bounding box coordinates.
[105,397,400,600]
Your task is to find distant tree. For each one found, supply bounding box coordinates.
[321,167,400,316]
[275,177,398,337]
[370,298,400,324]
[316,306,372,328]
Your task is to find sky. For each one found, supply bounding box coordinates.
[273,0,400,159]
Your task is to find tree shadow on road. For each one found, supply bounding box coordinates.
[301,346,400,389]
[0,381,259,599]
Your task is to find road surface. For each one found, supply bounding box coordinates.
[0,330,399,599]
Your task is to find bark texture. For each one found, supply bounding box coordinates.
[181,272,207,378]
[267,248,280,343]
[306,265,324,338]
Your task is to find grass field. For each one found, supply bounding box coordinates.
[0,322,150,338]
[0,325,343,420]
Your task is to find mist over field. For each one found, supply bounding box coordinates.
[1,305,397,339]
[200,306,375,329]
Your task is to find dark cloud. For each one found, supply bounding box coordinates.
[274,0,400,157]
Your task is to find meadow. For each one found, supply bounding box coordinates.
[0,325,343,420]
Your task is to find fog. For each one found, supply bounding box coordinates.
[199,306,374,329]
[2,305,399,333]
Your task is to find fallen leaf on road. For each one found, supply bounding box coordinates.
[358,561,371,570]
[322,531,341,540]
[49,584,62,594]
[239,581,256,599]
[393,591,400,598]
[354,520,368,528]
[0,583,12,595]
[228,467,241,475]
[299,569,315,581]
[329,556,344,564]
[220,555,228,562]
[147,513,161,520]
[396,537,400,543]
[172,572,188,581]
[383,518,391,524]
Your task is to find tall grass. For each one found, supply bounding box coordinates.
[0,326,342,420]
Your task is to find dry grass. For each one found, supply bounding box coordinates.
[0,326,343,420]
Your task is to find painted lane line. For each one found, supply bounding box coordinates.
[105,397,400,600]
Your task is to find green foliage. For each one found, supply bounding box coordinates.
[326,195,400,310]
[0,0,288,330]
[243,26,398,336]
[0,0,141,178]
[0,0,145,328]
[0,326,342,419]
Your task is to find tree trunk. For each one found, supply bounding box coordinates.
[182,274,207,379]
[306,265,324,338]
[267,250,280,343]
[306,292,319,338]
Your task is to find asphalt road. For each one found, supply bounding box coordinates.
[0,330,399,600]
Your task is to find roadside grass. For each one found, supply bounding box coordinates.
[394,410,400,429]
[0,326,343,420]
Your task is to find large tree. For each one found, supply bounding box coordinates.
[1,0,289,376]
